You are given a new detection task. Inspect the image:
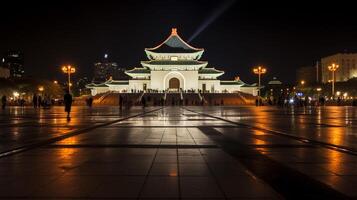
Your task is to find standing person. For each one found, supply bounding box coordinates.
[32,94,38,108]
[119,95,123,110]
[63,90,73,119]
[88,96,93,108]
[141,96,146,108]
[20,98,25,107]
[1,95,7,110]
[37,95,42,108]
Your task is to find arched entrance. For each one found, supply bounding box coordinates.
[169,78,180,90]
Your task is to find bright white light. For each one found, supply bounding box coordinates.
[289,98,294,104]
[13,92,19,97]
[104,54,108,59]
[336,91,341,96]
[343,92,348,97]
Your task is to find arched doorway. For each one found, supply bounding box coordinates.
[169,78,180,90]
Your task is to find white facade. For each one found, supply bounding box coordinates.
[87,28,257,96]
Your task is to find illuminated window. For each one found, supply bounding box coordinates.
[170,56,178,61]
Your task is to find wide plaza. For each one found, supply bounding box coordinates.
[0,105,357,199]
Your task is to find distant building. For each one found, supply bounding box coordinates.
[321,53,357,83]
[296,65,317,85]
[1,51,25,78]
[0,66,10,79]
[265,77,284,97]
[92,54,127,83]
[87,28,258,96]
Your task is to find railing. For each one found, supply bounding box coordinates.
[95,91,113,104]
[236,92,248,104]
[138,90,146,103]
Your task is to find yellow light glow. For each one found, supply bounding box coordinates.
[253,66,267,74]
[38,86,44,92]
[13,91,19,97]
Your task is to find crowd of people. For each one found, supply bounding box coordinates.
[261,95,357,107]
[1,90,74,120]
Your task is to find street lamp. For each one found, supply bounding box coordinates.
[300,80,305,85]
[253,66,267,106]
[328,63,339,98]
[62,65,76,93]
[38,86,44,92]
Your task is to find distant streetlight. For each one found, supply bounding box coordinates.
[316,88,322,92]
[53,80,58,84]
[328,63,339,98]
[300,80,305,85]
[38,86,44,96]
[343,92,348,99]
[62,65,76,93]
[13,91,19,99]
[253,66,267,106]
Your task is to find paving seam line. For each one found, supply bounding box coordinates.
[183,107,357,156]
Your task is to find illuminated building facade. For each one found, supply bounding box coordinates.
[87,28,257,96]
[321,53,357,83]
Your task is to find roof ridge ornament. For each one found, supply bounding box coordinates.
[171,28,177,35]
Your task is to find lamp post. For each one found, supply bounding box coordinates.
[62,65,76,93]
[253,66,267,106]
[328,63,339,99]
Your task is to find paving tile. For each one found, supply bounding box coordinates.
[140,177,179,198]
[150,163,178,176]
[180,177,224,198]
[179,163,211,176]
[90,176,145,198]
[217,175,279,198]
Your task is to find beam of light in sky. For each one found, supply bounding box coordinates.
[188,0,236,42]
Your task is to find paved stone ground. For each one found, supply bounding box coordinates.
[0,106,356,199]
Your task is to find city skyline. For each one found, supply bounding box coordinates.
[1,1,357,83]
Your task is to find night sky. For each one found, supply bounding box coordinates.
[1,0,357,84]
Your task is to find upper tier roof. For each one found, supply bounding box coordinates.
[145,28,203,53]
[141,60,207,66]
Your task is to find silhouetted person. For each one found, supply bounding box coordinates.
[20,98,25,107]
[1,95,7,110]
[63,90,73,119]
[337,97,342,106]
[119,95,123,110]
[33,94,38,108]
[87,96,93,108]
[141,97,146,108]
[352,99,357,106]
[38,95,42,108]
